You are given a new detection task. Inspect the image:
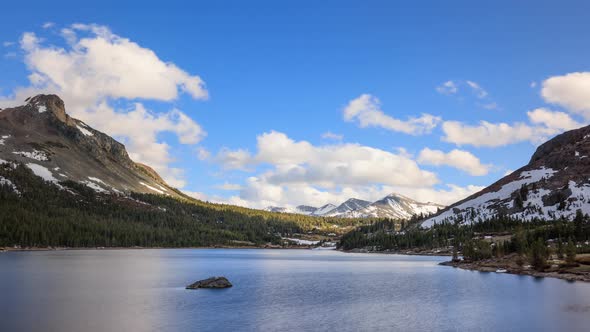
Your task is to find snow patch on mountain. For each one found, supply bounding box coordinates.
[77,124,93,137]
[422,167,557,228]
[0,176,20,195]
[12,150,49,161]
[26,163,58,183]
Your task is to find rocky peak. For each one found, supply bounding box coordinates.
[26,94,70,124]
[529,124,590,169]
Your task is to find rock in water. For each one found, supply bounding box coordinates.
[186,277,232,289]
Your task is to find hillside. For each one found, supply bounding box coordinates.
[0,95,375,248]
[422,125,590,228]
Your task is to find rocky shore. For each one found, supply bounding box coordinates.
[440,253,590,282]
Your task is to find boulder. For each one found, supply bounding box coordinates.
[186,276,232,289]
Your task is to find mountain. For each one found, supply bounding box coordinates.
[344,194,444,219]
[0,95,367,249]
[312,204,338,216]
[264,195,443,219]
[322,198,371,216]
[422,124,590,228]
[0,94,178,197]
[295,205,319,215]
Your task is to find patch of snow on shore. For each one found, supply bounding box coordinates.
[283,238,320,245]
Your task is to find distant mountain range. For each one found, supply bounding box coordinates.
[422,124,590,228]
[265,194,444,219]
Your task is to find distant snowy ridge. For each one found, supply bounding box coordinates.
[265,194,444,220]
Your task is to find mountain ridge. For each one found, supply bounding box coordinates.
[422,124,590,227]
[265,194,444,220]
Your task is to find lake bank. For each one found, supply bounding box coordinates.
[439,253,590,282]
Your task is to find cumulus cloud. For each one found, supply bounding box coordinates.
[527,107,583,131]
[211,131,482,208]
[442,108,583,147]
[0,24,209,187]
[541,72,590,118]
[343,94,441,135]
[215,148,253,171]
[220,182,483,209]
[221,131,438,187]
[417,148,491,176]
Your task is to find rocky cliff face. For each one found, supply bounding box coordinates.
[422,125,590,227]
[0,94,179,197]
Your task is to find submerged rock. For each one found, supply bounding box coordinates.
[186,276,232,289]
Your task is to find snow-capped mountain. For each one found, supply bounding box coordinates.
[344,194,444,219]
[0,95,179,197]
[312,204,338,216]
[322,198,372,216]
[422,124,590,228]
[265,195,444,219]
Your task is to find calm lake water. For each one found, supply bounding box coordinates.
[1,249,590,331]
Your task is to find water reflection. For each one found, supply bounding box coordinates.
[1,249,590,332]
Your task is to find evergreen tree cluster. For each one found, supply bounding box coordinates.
[0,163,376,248]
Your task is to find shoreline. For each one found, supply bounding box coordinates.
[439,258,590,283]
[0,245,320,252]
[4,246,589,283]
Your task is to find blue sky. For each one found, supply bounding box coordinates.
[2,1,590,208]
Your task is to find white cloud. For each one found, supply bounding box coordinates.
[2,41,15,47]
[466,80,488,99]
[0,25,209,187]
[182,190,209,201]
[527,107,583,131]
[224,131,439,188]
[530,81,537,88]
[417,148,491,176]
[215,148,253,171]
[220,181,483,209]
[195,147,211,161]
[441,108,583,147]
[211,131,483,208]
[321,131,343,140]
[42,22,55,29]
[438,80,498,109]
[542,72,590,118]
[343,94,441,135]
[436,80,458,95]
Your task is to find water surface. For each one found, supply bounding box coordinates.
[1,249,589,331]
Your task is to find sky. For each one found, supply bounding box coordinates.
[1,0,590,209]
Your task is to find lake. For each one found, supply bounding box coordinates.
[1,249,590,331]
